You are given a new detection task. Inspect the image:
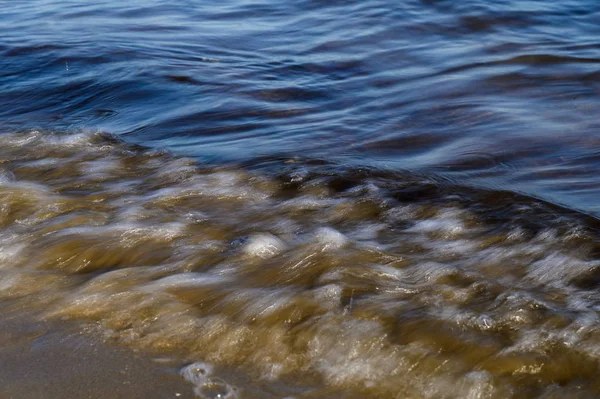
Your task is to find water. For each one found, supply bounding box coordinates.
[1,1,600,398]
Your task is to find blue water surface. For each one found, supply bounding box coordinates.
[1,0,599,212]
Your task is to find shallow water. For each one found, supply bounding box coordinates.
[1,0,600,398]
[0,130,600,397]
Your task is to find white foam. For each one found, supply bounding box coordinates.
[527,252,598,286]
[348,223,385,241]
[144,273,229,292]
[425,238,479,255]
[242,233,287,258]
[308,319,399,386]
[180,362,214,386]
[282,196,341,211]
[79,156,122,179]
[0,170,15,185]
[0,235,26,265]
[222,288,295,322]
[369,264,406,282]
[312,284,343,311]
[119,222,187,242]
[0,130,42,146]
[314,227,348,250]
[44,131,96,148]
[460,371,497,399]
[50,221,187,243]
[180,362,239,399]
[405,217,466,239]
[0,272,20,292]
[148,173,269,203]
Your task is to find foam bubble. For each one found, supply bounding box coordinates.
[405,210,468,238]
[181,362,214,386]
[314,227,348,250]
[180,362,239,399]
[527,252,598,286]
[242,233,287,258]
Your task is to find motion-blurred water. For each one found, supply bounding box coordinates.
[2,0,599,213]
[1,1,600,398]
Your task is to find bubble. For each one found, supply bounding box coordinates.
[143,273,230,292]
[180,362,239,399]
[180,362,214,386]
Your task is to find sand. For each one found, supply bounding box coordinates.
[0,313,195,399]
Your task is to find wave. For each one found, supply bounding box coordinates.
[1,129,600,397]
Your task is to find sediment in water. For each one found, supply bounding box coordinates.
[2,130,600,398]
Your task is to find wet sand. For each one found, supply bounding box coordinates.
[0,312,195,399]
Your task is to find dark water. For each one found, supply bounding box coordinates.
[2,1,600,398]
[2,0,599,213]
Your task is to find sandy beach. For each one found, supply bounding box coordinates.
[0,312,195,399]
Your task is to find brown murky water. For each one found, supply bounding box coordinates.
[2,130,600,397]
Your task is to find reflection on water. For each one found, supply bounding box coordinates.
[1,0,599,213]
[2,130,600,397]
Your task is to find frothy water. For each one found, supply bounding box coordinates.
[2,130,600,397]
[181,362,239,399]
[2,0,600,396]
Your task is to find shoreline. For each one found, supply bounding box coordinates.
[0,312,195,399]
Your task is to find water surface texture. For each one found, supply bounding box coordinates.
[2,0,600,212]
[1,1,600,398]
